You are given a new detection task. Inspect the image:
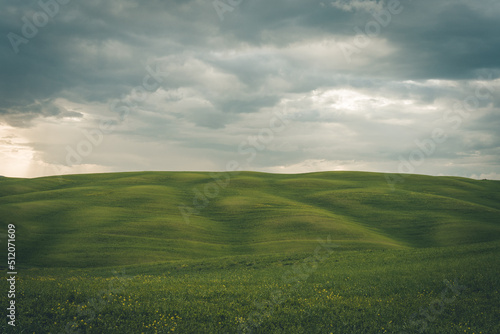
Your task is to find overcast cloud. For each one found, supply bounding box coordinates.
[1,0,499,179]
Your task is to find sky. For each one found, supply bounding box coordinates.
[1,0,499,179]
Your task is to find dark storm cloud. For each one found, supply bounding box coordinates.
[2,0,499,119]
[380,0,500,79]
[0,0,214,115]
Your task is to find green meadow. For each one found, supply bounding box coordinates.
[0,171,499,333]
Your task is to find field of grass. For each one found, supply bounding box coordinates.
[0,171,499,333]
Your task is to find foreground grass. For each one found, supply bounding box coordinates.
[2,241,499,333]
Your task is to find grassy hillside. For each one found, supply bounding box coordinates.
[1,171,499,268]
[1,171,499,333]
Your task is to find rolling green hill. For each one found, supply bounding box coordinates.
[1,171,500,333]
[1,171,499,268]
